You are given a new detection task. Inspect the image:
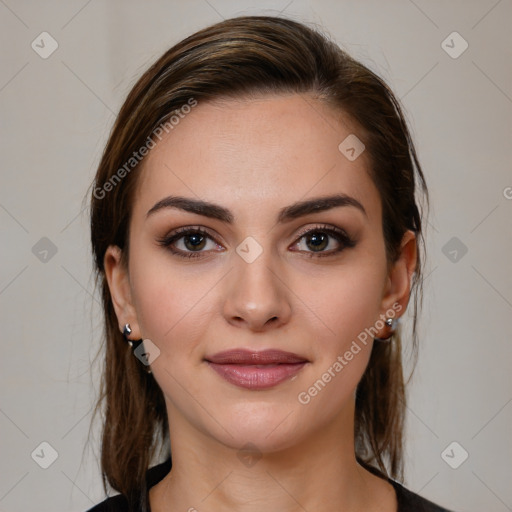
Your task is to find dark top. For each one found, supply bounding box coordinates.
[87,456,455,512]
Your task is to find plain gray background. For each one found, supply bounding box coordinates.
[1,1,511,511]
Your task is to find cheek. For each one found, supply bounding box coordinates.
[128,247,219,358]
[303,259,386,351]
[293,256,386,403]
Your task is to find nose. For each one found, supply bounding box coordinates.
[222,247,292,332]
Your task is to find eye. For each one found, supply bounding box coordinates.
[290,224,356,258]
[156,227,223,259]
[157,224,356,260]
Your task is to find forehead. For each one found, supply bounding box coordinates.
[134,93,381,225]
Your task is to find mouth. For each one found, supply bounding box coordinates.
[204,349,309,390]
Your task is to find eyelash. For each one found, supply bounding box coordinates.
[156,224,356,260]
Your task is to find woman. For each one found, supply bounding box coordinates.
[87,15,456,512]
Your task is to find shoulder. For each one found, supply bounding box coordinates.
[391,479,456,512]
[85,456,173,512]
[360,461,456,512]
[85,493,129,512]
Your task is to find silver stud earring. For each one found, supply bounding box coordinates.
[374,317,396,343]
[122,324,152,374]
[123,324,133,346]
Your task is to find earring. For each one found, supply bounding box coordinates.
[122,323,152,374]
[123,324,133,346]
[374,317,396,343]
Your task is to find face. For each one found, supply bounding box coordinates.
[105,93,416,454]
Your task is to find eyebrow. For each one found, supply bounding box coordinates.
[146,193,367,223]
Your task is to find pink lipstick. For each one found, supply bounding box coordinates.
[205,349,308,390]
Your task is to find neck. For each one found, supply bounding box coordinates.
[150,400,396,512]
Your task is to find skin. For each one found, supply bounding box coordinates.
[104,93,417,512]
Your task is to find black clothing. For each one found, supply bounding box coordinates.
[87,456,455,512]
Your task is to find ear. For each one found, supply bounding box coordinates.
[379,230,418,317]
[103,245,141,339]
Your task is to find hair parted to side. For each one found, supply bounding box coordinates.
[89,14,428,510]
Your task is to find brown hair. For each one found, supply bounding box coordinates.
[89,14,428,510]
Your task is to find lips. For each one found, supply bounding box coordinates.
[205,349,308,390]
[206,349,308,365]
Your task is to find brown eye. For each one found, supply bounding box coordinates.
[304,231,329,252]
[157,227,223,259]
[291,225,356,258]
[182,232,207,251]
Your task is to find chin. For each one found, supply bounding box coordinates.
[207,401,308,453]
[220,427,303,456]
